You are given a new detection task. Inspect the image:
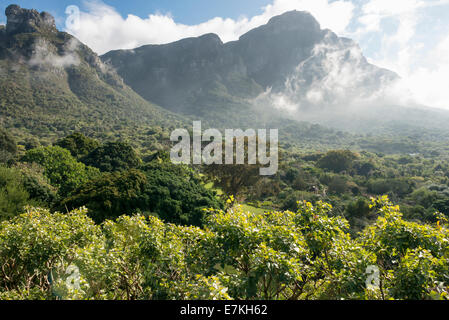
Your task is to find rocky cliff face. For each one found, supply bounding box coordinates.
[230,11,325,90]
[5,4,56,36]
[102,33,261,114]
[2,5,101,71]
[102,10,397,117]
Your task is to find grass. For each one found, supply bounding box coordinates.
[203,181,224,196]
[240,204,268,215]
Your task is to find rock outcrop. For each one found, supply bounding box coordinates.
[5,4,57,35]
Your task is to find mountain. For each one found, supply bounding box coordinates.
[0,5,184,152]
[101,12,394,124]
[0,5,362,154]
[2,5,449,157]
[101,32,263,127]
[102,10,449,138]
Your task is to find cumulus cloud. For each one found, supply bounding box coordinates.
[257,0,449,112]
[66,0,354,55]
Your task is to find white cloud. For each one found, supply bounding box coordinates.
[394,33,449,109]
[355,0,449,109]
[67,0,354,55]
[260,0,355,33]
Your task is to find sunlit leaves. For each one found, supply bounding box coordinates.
[0,197,448,300]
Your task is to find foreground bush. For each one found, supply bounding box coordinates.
[0,197,447,300]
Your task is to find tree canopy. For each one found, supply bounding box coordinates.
[0,128,17,163]
[55,133,100,158]
[61,164,223,226]
[317,150,358,173]
[22,146,100,197]
[81,141,141,172]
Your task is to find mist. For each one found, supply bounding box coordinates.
[28,38,80,69]
[250,30,449,135]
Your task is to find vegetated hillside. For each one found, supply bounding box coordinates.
[0,5,185,153]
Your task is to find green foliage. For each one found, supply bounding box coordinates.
[0,198,447,300]
[344,198,374,234]
[81,141,141,172]
[201,202,373,300]
[0,166,30,220]
[328,176,350,195]
[203,162,262,200]
[354,161,376,177]
[359,197,449,300]
[391,248,442,300]
[263,150,449,230]
[0,207,102,298]
[0,208,229,300]
[55,133,100,158]
[142,165,224,226]
[408,186,449,219]
[0,127,17,163]
[201,137,266,200]
[317,150,358,173]
[15,162,58,204]
[367,178,413,197]
[61,169,149,223]
[22,146,100,196]
[0,128,17,155]
[62,164,223,226]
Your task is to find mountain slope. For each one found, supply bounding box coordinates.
[0,5,185,152]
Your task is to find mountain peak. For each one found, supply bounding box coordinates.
[5,4,57,35]
[238,10,323,46]
[197,33,222,43]
[267,10,321,31]
[169,32,223,49]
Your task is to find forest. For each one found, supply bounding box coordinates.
[1,129,448,300]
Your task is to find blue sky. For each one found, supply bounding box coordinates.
[0,0,272,26]
[1,0,448,59]
[1,0,449,109]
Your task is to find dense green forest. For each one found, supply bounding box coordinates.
[1,129,448,300]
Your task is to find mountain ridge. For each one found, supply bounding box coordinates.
[101,10,398,125]
[101,10,449,139]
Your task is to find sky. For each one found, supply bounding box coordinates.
[1,0,449,109]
